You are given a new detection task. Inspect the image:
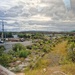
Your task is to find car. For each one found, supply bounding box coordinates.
[0,41,4,43]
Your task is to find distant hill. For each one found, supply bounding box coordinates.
[71,30,75,32]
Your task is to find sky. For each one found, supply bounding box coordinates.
[0,0,75,32]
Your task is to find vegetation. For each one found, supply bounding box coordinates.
[61,37,75,75]
[62,63,75,75]
[18,33,31,39]
[0,45,12,67]
[0,43,30,67]
[67,39,75,62]
[0,33,75,75]
[25,34,75,75]
[18,33,44,40]
[0,45,5,55]
[19,50,30,58]
[0,53,12,67]
[13,43,26,51]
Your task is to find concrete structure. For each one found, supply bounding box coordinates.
[12,35,18,38]
[0,65,16,75]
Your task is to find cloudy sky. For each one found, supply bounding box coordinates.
[0,0,75,32]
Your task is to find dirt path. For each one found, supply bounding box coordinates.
[16,73,25,75]
[41,41,68,75]
[47,41,68,75]
[43,66,67,75]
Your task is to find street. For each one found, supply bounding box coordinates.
[0,41,32,52]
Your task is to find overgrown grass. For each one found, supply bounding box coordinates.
[25,69,44,75]
[61,63,75,75]
[25,55,50,75]
[25,40,68,75]
[34,59,50,69]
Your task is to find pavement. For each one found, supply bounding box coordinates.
[0,41,32,52]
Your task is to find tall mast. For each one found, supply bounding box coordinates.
[2,20,4,41]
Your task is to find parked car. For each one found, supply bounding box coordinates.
[0,41,4,43]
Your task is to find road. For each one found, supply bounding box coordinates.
[0,41,32,52]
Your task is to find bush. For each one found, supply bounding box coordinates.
[26,45,32,49]
[42,45,51,53]
[0,45,5,50]
[0,53,12,67]
[19,50,30,58]
[13,43,26,51]
[0,45,5,55]
[67,42,75,62]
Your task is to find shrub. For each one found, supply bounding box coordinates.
[42,45,51,53]
[0,45,5,55]
[0,45,5,50]
[19,50,30,58]
[67,42,75,62]
[26,45,32,49]
[0,53,12,67]
[13,43,26,51]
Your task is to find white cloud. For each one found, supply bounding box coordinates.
[29,14,52,21]
[6,20,16,24]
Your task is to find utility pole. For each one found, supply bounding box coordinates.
[2,20,4,42]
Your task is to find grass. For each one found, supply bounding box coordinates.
[25,69,43,75]
[33,59,50,69]
[52,41,68,56]
[24,39,75,75]
[25,41,68,75]
[61,63,75,75]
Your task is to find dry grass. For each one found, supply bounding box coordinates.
[25,66,67,75]
[52,41,68,56]
[25,69,41,75]
[61,63,75,75]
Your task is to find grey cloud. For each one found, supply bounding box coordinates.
[0,0,75,31]
[39,0,75,20]
[5,5,23,17]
